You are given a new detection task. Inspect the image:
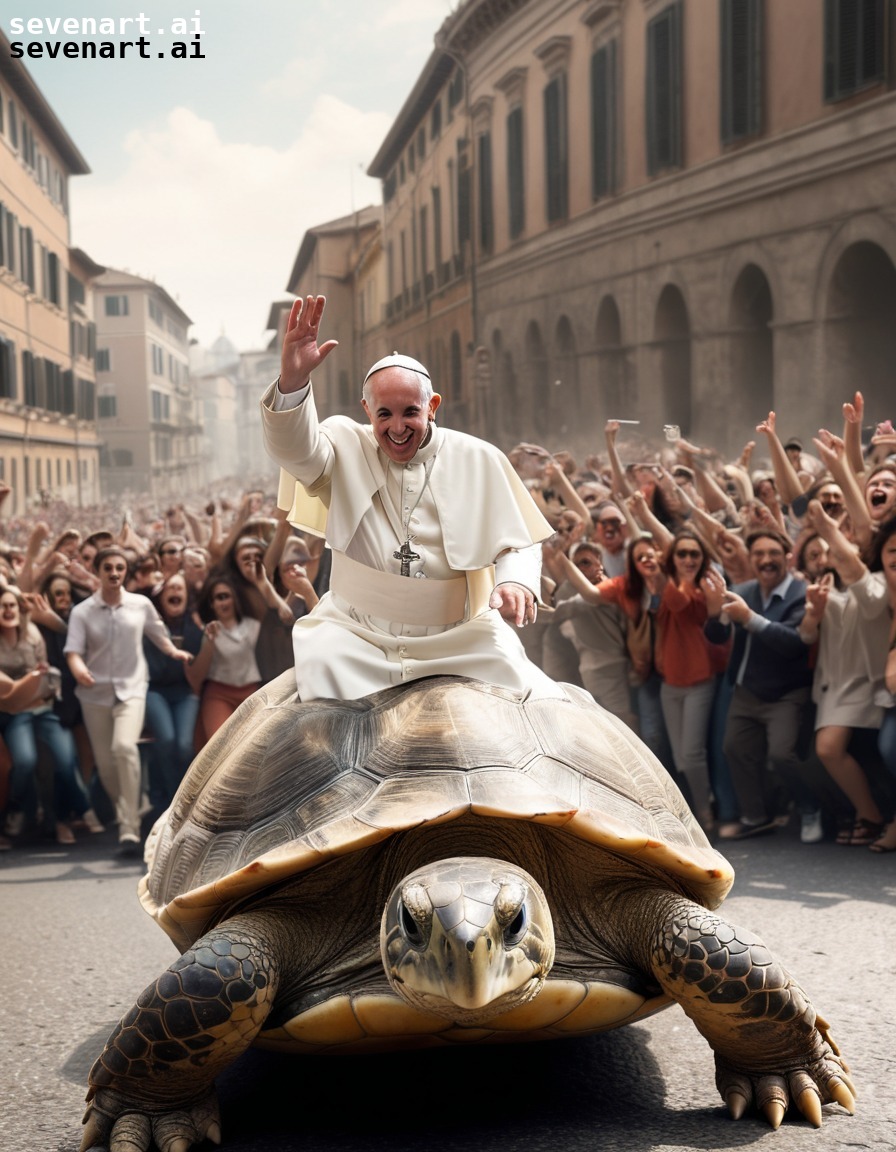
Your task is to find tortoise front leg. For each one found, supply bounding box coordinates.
[629,891,856,1128]
[81,913,280,1152]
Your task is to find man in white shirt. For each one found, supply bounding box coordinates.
[65,547,191,855]
[262,294,563,703]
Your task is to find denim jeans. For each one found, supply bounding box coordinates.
[707,674,740,823]
[144,686,199,808]
[635,672,674,771]
[660,678,716,823]
[880,708,896,778]
[0,708,88,820]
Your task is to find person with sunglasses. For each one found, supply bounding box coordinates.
[155,537,186,580]
[653,531,726,832]
[143,574,204,809]
[64,547,192,857]
[186,577,263,745]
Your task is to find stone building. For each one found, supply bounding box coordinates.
[366,0,896,456]
[190,333,280,483]
[283,206,384,421]
[0,30,102,515]
[93,269,202,499]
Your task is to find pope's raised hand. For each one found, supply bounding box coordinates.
[280,295,339,393]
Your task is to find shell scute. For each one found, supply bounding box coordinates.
[143,675,733,949]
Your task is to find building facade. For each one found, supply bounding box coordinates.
[0,30,102,516]
[282,206,384,421]
[234,343,282,480]
[368,52,479,434]
[93,269,201,499]
[366,0,896,456]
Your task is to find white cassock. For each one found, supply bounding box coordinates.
[261,381,565,702]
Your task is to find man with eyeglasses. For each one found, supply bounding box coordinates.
[592,502,628,578]
[64,547,192,857]
[702,531,818,842]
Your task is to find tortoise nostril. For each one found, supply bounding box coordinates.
[466,940,475,953]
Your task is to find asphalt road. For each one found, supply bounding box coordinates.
[1,821,893,1152]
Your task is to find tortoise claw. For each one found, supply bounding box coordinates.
[795,1087,823,1128]
[79,1112,107,1152]
[830,1079,856,1115]
[762,1100,786,1130]
[80,1089,220,1152]
[724,1088,749,1121]
[110,1112,152,1151]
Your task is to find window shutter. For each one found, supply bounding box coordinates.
[591,41,617,199]
[478,131,494,253]
[507,106,525,238]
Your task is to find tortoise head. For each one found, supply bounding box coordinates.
[380,856,555,1026]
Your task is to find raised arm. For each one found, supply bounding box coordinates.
[279,295,339,393]
[756,412,805,504]
[804,500,865,585]
[17,520,51,592]
[604,420,634,498]
[625,489,674,553]
[543,545,605,605]
[542,461,591,525]
[842,391,866,479]
[185,620,218,695]
[812,431,873,550]
[243,555,295,626]
[677,440,738,521]
[262,508,294,580]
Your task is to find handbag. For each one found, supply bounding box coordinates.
[625,610,654,685]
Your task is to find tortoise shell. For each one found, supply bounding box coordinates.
[141,673,732,953]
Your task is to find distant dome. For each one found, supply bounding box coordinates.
[210,333,239,370]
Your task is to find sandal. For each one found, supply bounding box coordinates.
[836,817,884,847]
[870,821,896,854]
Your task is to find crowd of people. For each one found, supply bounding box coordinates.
[515,394,896,852]
[1,384,894,859]
[0,480,325,855]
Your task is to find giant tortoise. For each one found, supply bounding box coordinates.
[81,675,854,1150]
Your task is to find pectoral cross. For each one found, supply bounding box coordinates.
[393,539,421,577]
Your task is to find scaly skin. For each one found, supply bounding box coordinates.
[81,913,280,1152]
[624,889,856,1128]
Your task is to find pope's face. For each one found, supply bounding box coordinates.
[362,369,441,464]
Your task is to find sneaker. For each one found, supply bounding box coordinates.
[800,809,824,844]
[116,836,143,860]
[719,818,777,840]
[81,808,105,834]
[55,821,76,845]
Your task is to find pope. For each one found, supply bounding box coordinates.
[261,294,563,702]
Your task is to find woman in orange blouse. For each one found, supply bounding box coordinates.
[656,531,725,831]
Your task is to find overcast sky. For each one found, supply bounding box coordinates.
[6,1,456,349]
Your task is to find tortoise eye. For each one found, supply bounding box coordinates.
[400,901,426,946]
[503,905,528,946]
